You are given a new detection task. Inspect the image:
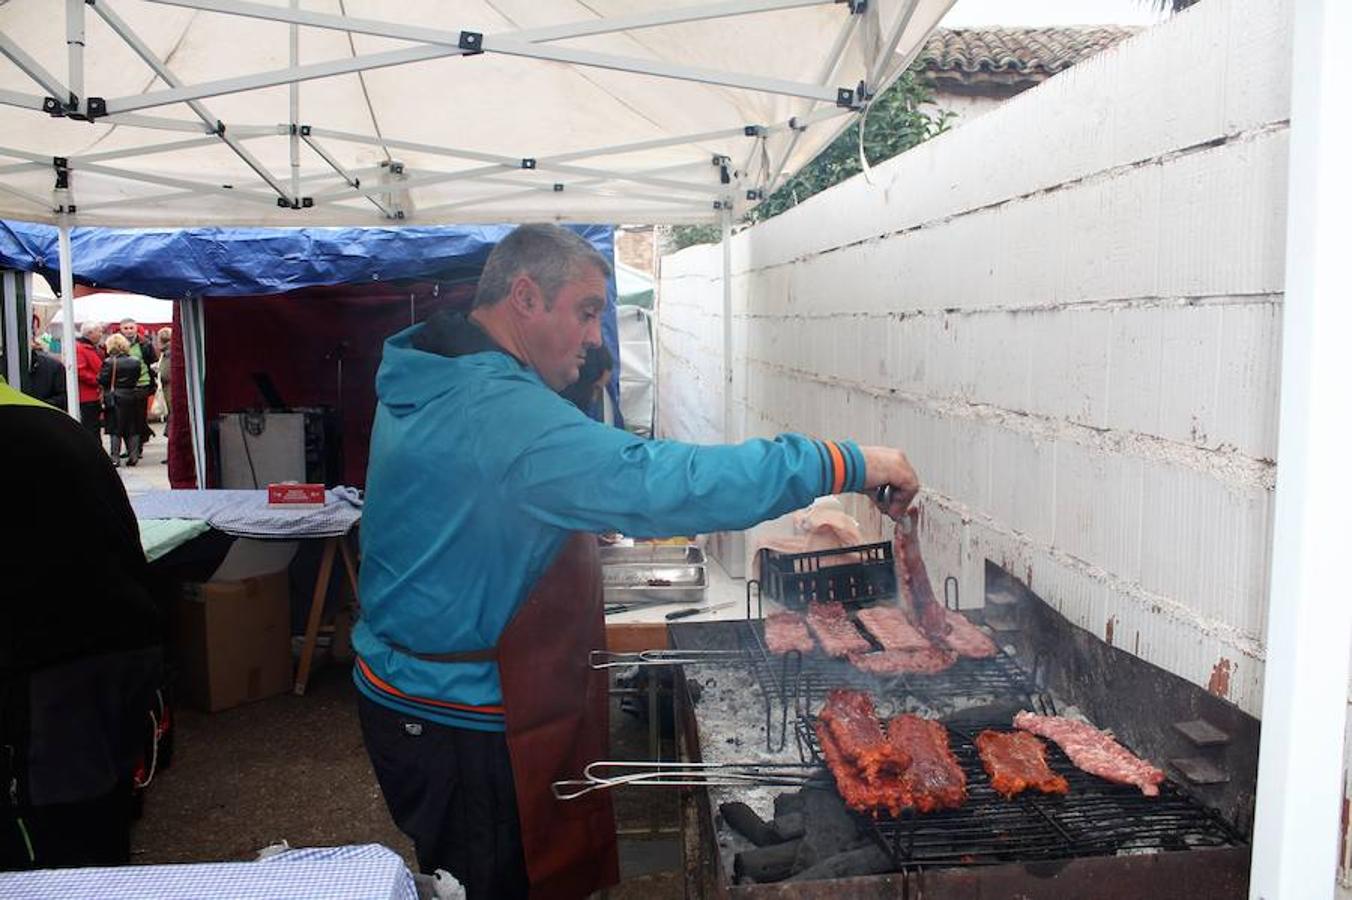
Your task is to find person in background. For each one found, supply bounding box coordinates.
[118,319,157,444]
[154,327,172,423]
[98,334,145,467]
[74,321,106,440]
[0,379,162,870]
[26,339,67,409]
[559,343,614,416]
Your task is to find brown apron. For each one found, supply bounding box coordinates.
[497,532,619,899]
[394,533,619,898]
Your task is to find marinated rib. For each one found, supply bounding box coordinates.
[764,611,815,655]
[815,721,884,814]
[975,730,1070,800]
[855,605,933,652]
[815,691,910,816]
[939,609,999,659]
[818,690,908,781]
[892,509,947,636]
[1013,712,1165,796]
[806,601,871,657]
[847,647,956,676]
[887,714,967,813]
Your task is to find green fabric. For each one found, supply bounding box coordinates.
[129,341,151,388]
[138,518,211,562]
[0,379,48,408]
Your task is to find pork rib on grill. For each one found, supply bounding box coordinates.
[975,730,1070,799]
[1013,712,1165,796]
[764,611,816,655]
[817,690,908,782]
[847,646,956,675]
[806,601,871,657]
[887,714,968,813]
[938,609,999,659]
[891,508,951,637]
[855,605,932,652]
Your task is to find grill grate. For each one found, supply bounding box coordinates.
[794,715,1244,869]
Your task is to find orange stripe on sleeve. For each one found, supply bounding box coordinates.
[825,440,846,494]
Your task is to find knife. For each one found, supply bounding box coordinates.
[665,602,736,621]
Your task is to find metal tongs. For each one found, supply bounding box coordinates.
[588,649,745,669]
[552,760,822,800]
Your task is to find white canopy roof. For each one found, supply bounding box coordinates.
[0,0,952,227]
[46,291,174,324]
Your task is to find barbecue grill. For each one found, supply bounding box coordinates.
[794,713,1244,870]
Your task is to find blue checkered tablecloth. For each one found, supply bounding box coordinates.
[131,487,362,539]
[0,843,416,899]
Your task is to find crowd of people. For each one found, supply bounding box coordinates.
[31,318,172,466]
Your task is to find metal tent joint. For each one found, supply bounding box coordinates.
[52,157,70,190]
[458,31,484,55]
[746,188,763,201]
[277,196,314,209]
[743,125,765,138]
[521,158,536,169]
[839,0,869,13]
[835,86,858,109]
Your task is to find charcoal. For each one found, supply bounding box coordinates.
[771,811,805,841]
[719,801,779,847]
[773,790,805,819]
[733,838,803,882]
[793,788,865,871]
[786,844,892,882]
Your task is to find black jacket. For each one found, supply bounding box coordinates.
[27,352,67,409]
[98,355,142,395]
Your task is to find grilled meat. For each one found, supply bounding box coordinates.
[975,730,1070,799]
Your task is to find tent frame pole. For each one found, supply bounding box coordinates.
[56,222,80,420]
[720,206,735,444]
[1249,0,1352,896]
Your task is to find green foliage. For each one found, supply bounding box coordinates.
[667,71,951,251]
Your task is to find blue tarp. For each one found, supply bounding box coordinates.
[0,219,622,423]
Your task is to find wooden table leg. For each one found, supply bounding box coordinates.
[294,536,337,696]
[338,531,360,603]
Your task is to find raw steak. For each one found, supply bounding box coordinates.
[806,601,871,657]
[975,730,1070,799]
[1013,712,1165,796]
[855,605,933,652]
[764,611,815,655]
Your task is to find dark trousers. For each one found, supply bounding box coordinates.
[357,695,529,900]
[79,401,103,440]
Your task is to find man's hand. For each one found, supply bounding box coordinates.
[859,446,919,519]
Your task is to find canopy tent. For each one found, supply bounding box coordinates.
[0,220,620,489]
[0,1,953,228]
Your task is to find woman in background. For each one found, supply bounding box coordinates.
[98,334,144,467]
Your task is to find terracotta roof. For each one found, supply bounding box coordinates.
[918,26,1141,92]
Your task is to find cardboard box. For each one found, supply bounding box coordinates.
[175,570,293,712]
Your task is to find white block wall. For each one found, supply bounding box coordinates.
[656,0,1291,719]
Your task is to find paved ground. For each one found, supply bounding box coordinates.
[112,419,171,498]
[130,659,685,897]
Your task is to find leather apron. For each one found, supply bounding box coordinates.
[392,532,619,898]
[498,533,619,899]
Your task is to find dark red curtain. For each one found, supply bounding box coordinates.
[167,281,476,488]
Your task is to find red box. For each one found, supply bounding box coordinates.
[267,483,326,507]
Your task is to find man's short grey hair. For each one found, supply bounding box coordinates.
[473,224,611,309]
[79,321,103,338]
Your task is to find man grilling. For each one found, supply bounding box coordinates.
[354,224,918,900]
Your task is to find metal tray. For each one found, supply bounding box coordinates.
[602,563,707,604]
[599,544,705,566]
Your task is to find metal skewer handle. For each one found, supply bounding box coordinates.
[552,760,822,800]
[588,648,746,669]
